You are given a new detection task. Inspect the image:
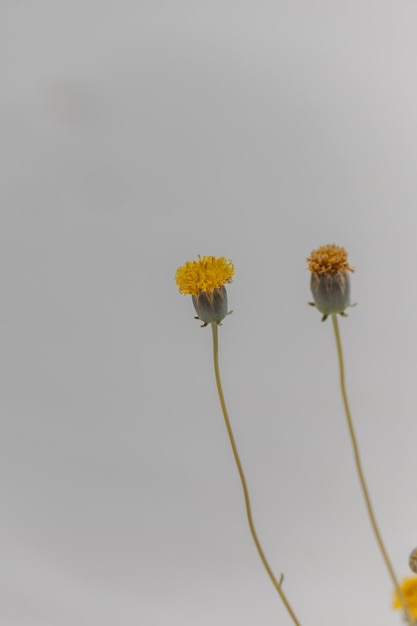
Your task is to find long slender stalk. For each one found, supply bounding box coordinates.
[211,322,301,626]
[331,314,413,625]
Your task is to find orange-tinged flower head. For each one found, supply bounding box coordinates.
[307,244,354,275]
[307,244,354,321]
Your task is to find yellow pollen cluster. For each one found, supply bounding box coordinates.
[307,244,354,275]
[175,255,234,295]
[393,577,417,619]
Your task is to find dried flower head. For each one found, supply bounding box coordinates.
[393,577,417,620]
[175,255,234,326]
[307,244,354,321]
[307,244,354,275]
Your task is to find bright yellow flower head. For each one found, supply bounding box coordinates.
[175,255,234,326]
[393,577,417,619]
[307,244,354,275]
[175,255,234,295]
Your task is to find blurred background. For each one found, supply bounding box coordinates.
[2,1,417,624]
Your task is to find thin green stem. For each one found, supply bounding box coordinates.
[331,314,413,625]
[211,322,301,626]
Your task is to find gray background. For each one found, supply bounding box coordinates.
[2,1,417,625]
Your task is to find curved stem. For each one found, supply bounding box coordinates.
[211,322,301,626]
[331,314,413,625]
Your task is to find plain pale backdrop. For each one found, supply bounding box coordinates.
[2,1,417,625]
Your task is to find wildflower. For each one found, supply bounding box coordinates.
[393,577,417,620]
[175,255,234,326]
[175,255,302,625]
[307,244,354,321]
[308,247,415,625]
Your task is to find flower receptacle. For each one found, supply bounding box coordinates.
[310,271,351,321]
[192,285,231,326]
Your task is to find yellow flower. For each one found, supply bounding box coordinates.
[175,255,234,326]
[393,577,417,619]
[307,244,354,321]
[175,255,234,295]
